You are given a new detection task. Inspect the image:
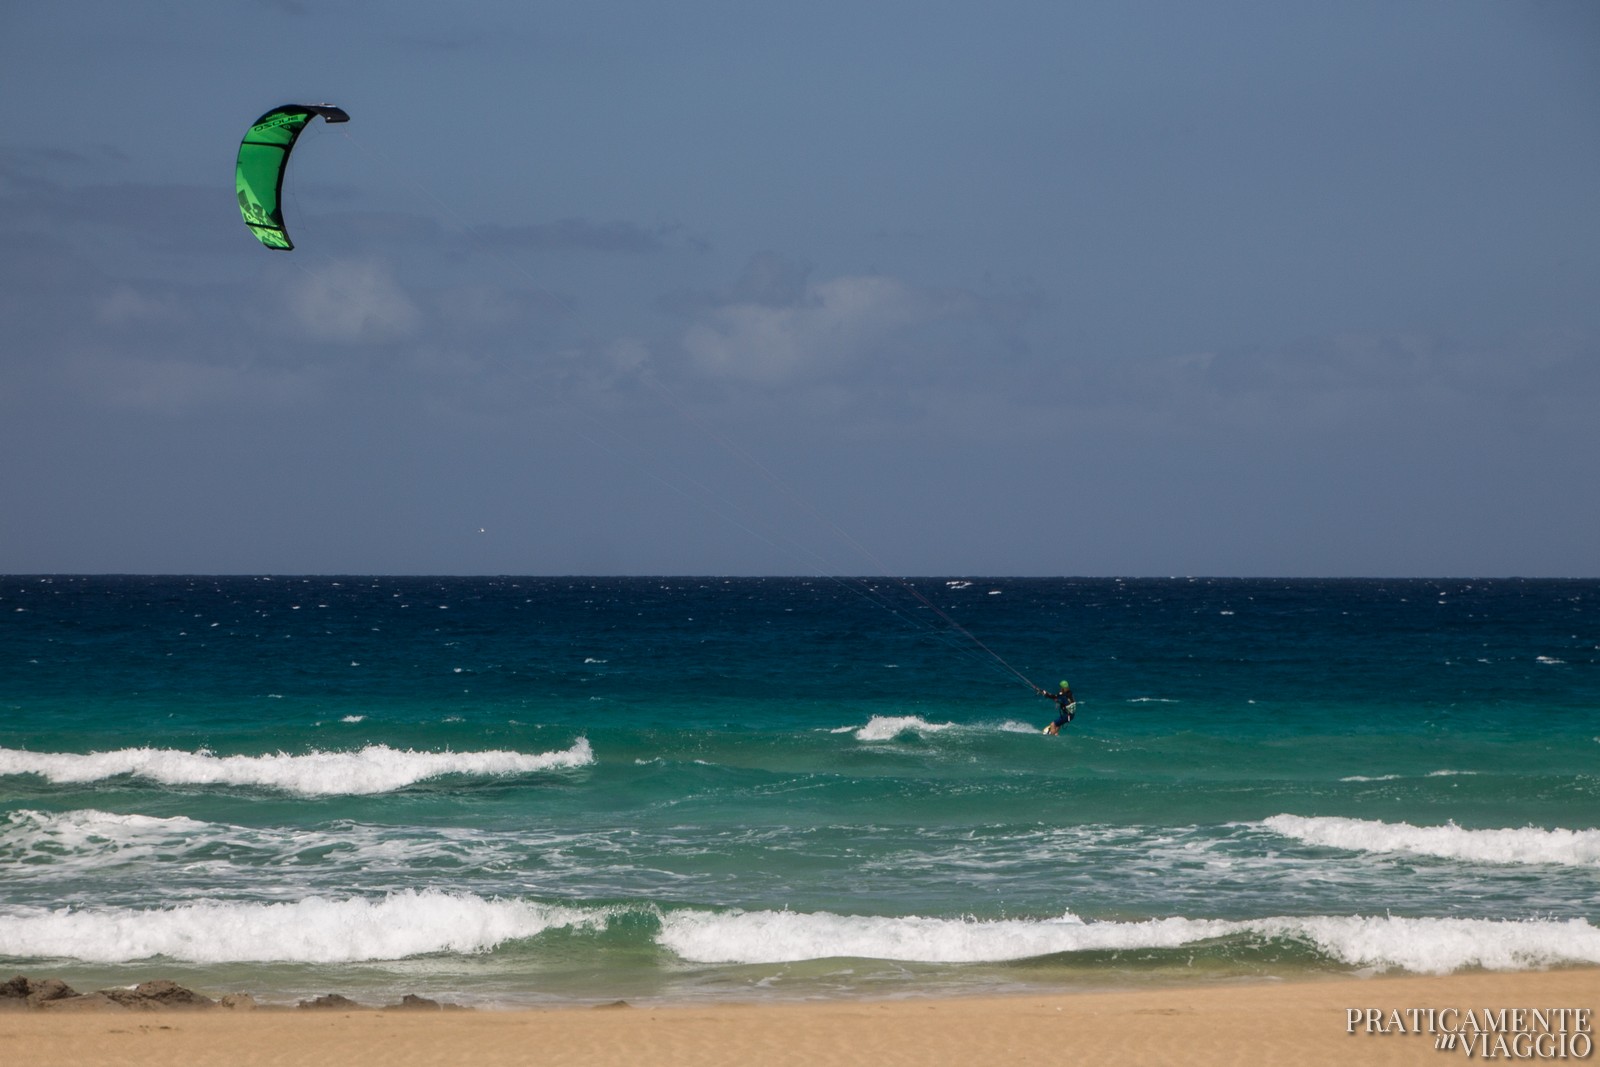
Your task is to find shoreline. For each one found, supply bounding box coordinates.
[4,968,1596,1066]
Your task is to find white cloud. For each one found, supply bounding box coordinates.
[288,259,421,344]
[683,274,940,385]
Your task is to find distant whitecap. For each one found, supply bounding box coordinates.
[0,740,594,797]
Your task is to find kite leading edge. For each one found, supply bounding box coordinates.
[235,103,349,251]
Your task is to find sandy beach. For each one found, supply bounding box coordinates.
[4,969,1595,1067]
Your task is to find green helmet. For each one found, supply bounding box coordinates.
[1059,680,1070,690]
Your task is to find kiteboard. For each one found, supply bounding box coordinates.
[1042,701,1077,734]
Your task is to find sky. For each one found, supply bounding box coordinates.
[3,0,1597,577]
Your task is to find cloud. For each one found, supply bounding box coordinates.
[679,255,978,386]
[287,258,421,344]
[724,250,812,308]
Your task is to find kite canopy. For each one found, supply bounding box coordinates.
[235,104,349,251]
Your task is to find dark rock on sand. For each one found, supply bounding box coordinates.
[0,975,37,1010]
[385,993,442,1011]
[101,979,217,1011]
[1,976,444,1014]
[2,975,234,1012]
[4,977,80,1009]
[299,993,365,1011]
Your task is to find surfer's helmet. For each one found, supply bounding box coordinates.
[1059,680,1070,690]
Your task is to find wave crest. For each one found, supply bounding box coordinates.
[1263,814,1600,868]
[4,893,1595,976]
[658,908,1600,974]
[0,740,593,796]
[0,889,603,963]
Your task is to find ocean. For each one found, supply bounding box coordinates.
[1,575,1597,1007]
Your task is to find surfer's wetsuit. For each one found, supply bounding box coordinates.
[1042,685,1076,732]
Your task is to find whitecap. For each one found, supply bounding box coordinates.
[848,715,957,741]
[1251,915,1600,975]
[0,808,211,862]
[0,889,608,964]
[0,739,594,797]
[1262,814,1600,868]
[654,908,1600,975]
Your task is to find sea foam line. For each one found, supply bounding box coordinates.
[3,895,1595,975]
[0,740,593,797]
[0,808,212,861]
[0,890,602,964]
[834,716,1035,741]
[1263,814,1600,868]
[657,909,1600,975]
[657,908,1231,964]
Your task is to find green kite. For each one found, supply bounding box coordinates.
[235,104,349,251]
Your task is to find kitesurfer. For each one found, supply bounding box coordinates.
[1040,680,1076,735]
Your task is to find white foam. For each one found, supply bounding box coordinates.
[847,716,958,741]
[0,808,210,861]
[2,809,613,891]
[0,890,605,964]
[1252,915,1600,975]
[656,908,1230,964]
[1263,814,1600,868]
[0,739,594,797]
[654,908,1600,974]
[837,715,1062,741]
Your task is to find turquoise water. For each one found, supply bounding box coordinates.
[1,576,1597,1006]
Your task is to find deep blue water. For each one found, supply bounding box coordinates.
[1,576,1597,1005]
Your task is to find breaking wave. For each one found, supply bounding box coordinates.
[655,909,1600,975]
[4,893,1596,975]
[0,739,594,797]
[1263,814,1600,868]
[0,889,603,964]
